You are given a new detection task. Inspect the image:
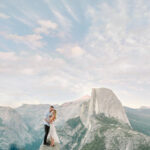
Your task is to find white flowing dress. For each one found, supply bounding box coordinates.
[48,112,60,143]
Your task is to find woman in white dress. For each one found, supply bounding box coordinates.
[48,108,60,147]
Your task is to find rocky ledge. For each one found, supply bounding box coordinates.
[39,143,60,150]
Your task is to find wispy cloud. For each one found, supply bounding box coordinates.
[0,52,18,61]
[0,13,10,19]
[44,0,72,28]
[13,15,34,27]
[0,0,150,108]
[34,19,58,34]
[61,0,79,22]
[56,45,85,57]
[43,0,73,39]
[51,9,72,28]
[1,32,45,49]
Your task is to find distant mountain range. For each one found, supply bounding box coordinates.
[0,88,150,150]
[125,106,150,137]
[0,107,32,150]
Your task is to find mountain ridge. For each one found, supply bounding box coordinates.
[0,87,150,150]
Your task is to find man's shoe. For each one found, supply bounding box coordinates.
[43,143,49,146]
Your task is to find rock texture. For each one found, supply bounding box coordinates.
[1,87,150,150]
[58,113,150,150]
[39,143,60,150]
[56,88,150,150]
[80,88,131,128]
[0,107,32,150]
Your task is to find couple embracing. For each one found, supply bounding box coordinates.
[43,105,60,147]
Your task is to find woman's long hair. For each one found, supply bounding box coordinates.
[53,109,57,120]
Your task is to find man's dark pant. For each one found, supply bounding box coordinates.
[44,125,50,144]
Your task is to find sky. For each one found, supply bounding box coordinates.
[0,0,150,108]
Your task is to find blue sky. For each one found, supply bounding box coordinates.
[0,0,150,108]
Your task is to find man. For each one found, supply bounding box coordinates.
[43,106,54,145]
